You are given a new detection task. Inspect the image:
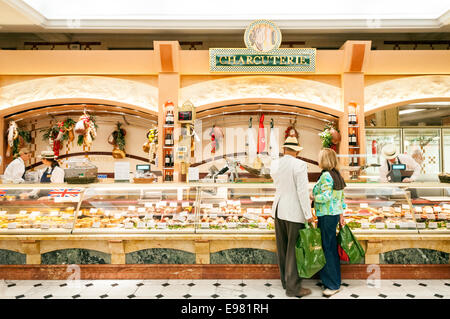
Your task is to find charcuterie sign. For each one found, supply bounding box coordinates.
[210,20,316,73]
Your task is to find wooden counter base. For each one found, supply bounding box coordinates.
[0,264,448,280]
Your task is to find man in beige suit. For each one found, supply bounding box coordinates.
[270,136,313,297]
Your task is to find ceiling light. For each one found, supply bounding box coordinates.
[399,109,425,115]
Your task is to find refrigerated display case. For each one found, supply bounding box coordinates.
[0,185,79,234]
[0,182,448,235]
[72,184,198,233]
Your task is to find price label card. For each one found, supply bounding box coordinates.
[201,203,213,209]
[227,200,234,205]
[145,202,153,208]
[394,207,401,213]
[128,206,136,211]
[263,208,272,215]
[408,221,416,228]
[209,214,218,219]
[63,223,73,229]
[201,222,210,229]
[375,222,385,229]
[219,202,227,208]
[404,213,413,220]
[145,213,154,219]
[360,203,369,208]
[160,201,167,207]
[254,208,263,214]
[40,223,50,230]
[137,207,146,214]
[402,204,410,210]
[387,223,396,229]
[443,204,450,210]
[246,208,255,214]
[187,214,196,221]
[258,223,268,229]
[427,214,435,220]
[382,207,391,212]
[0,211,6,216]
[416,222,426,229]
[438,213,447,220]
[227,222,237,228]
[92,222,101,228]
[30,211,40,217]
[50,211,59,217]
[137,222,146,229]
[170,202,178,208]
[428,222,438,229]
[415,207,423,213]
[235,201,241,206]
[157,223,167,229]
[434,206,442,213]
[415,214,423,220]
[62,214,72,219]
[180,211,188,217]
[7,223,17,229]
[399,222,409,229]
[146,221,155,228]
[19,210,27,215]
[124,222,134,229]
[447,223,450,229]
[182,202,190,207]
[89,208,98,214]
[424,207,434,214]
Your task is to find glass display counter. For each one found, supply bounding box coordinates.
[0,182,448,234]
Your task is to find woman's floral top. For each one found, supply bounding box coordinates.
[312,171,346,217]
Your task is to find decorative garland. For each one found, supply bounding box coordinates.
[12,127,31,157]
[108,122,126,159]
[75,113,98,148]
[319,122,340,151]
[143,128,158,164]
[41,118,76,157]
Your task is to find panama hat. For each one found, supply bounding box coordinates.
[381,143,399,160]
[282,136,303,152]
[38,150,57,160]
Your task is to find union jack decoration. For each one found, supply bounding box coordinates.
[0,190,5,197]
[48,188,81,198]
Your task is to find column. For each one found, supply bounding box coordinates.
[340,41,372,169]
[195,240,210,264]
[155,41,181,182]
[109,240,125,264]
[21,240,41,264]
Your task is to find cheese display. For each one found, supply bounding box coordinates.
[198,202,274,231]
[74,200,196,231]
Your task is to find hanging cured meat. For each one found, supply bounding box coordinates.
[269,118,279,160]
[247,117,257,165]
[257,114,265,154]
[6,121,18,158]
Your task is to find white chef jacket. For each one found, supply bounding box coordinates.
[379,154,421,183]
[270,154,312,223]
[38,166,65,183]
[3,157,25,182]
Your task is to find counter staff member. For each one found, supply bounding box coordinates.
[379,143,420,183]
[3,147,31,182]
[38,150,64,183]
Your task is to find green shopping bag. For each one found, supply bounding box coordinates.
[295,223,326,278]
[337,224,365,264]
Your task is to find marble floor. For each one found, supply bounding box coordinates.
[0,279,448,299]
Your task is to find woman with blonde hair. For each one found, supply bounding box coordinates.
[310,148,346,297]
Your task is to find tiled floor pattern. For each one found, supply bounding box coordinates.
[0,279,448,299]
